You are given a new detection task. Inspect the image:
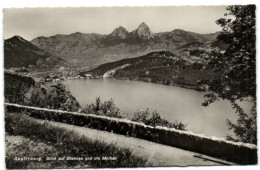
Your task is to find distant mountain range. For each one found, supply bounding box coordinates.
[31,22,228,68]
[4,36,67,69]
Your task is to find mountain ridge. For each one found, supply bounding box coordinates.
[30,22,226,67]
[4,36,67,69]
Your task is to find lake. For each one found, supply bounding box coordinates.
[64,78,252,138]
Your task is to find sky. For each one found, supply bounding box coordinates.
[3,6,228,41]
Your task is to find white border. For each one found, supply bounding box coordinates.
[0,0,259,7]
[0,1,259,170]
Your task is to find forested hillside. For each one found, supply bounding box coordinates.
[83,51,218,90]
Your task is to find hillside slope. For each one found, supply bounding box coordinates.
[82,51,218,90]
[4,36,67,70]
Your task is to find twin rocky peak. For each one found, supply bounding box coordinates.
[109,22,156,40]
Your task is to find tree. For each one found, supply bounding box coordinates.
[203,5,256,144]
[25,82,81,112]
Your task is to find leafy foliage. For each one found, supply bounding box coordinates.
[226,102,256,144]
[5,73,80,112]
[4,73,35,104]
[81,97,125,118]
[82,97,186,130]
[24,82,81,112]
[205,5,256,101]
[203,5,256,144]
[132,109,186,130]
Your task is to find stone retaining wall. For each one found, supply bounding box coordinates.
[5,103,257,164]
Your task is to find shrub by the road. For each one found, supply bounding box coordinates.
[81,97,125,118]
[132,109,186,130]
[82,97,186,131]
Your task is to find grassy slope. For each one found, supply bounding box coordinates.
[5,135,82,169]
[5,112,146,169]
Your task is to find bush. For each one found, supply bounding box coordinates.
[82,98,186,130]
[4,73,81,112]
[81,97,126,118]
[4,73,35,104]
[132,109,150,124]
[24,82,81,112]
[132,109,186,130]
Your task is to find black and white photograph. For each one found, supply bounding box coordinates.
[1,1,258,169]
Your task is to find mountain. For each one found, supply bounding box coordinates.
[31,22,225,68]
[32,32,103,58]
[110,26,129,39]
[101,26,129,46]
[157,29,219,48]
[4,36,66,69]
[131,22,157,40]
